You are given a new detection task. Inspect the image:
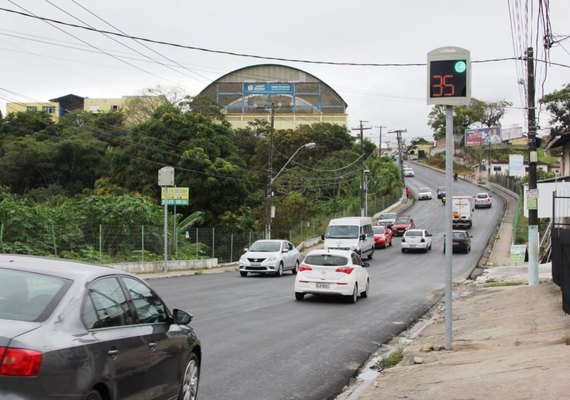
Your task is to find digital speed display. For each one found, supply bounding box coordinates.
[429,60,468,98]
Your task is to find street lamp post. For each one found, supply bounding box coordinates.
[265,142,316,239]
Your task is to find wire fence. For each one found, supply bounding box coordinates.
[0,193,402,264]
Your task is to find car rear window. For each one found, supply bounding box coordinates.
[304,254,348,266]
[453,232,466,239]
[476,194,488,199]
[373,226,386,234]
[405,231,422,237]
[0,268,70,322]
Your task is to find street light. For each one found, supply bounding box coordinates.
[265,142,316,239]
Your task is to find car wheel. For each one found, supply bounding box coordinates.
[389,239,392,247]
[360,279,369,298]
[275,262,283,277]
[240,271,248,277]
[292,260,299,275]
[178,352,200,400]
[295,292,304,301]
[348,284,358,303]
[368,249,374,260]
[83,391,102,400]
[401,248,406,253]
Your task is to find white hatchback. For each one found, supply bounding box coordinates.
[401,229,433,253]
[294,249,370,303]
[239,240,301,277]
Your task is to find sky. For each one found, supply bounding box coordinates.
[0,0,568,146]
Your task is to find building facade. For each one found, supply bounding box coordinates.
[197,64,348,130]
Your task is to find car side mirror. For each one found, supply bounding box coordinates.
[282,248,289,253]
[243,247,249,252]
[360,233,366,241]
[172,309,193,325]
[362,261,370,268]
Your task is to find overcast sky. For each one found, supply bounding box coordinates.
[0,0,568,144]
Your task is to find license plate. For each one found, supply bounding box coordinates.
[250,262,261,268]
[316,282,330,289]
[409,244,417,248]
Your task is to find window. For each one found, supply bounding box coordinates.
[122,277,168,324]
[111,105,120,111]
[82,277,133,329]
[26,106,37,112]
[42,106,55,114]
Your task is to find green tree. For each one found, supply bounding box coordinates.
[428,98,511,140]
[540,83,570,135]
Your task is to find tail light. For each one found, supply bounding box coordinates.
[0,347,43,376]
[298,264,312,272]
[401,237,406,242]
[336,267,354,274]
[421,238,425,243]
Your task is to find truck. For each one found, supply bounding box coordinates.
[452,195,474,229]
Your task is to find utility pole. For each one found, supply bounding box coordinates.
[375,125,387,157]
[265,104,276,240]
[526,47,539,285]
[352,121,371,217]
[390,129,407,185]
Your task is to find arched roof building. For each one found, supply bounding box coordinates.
[198,64,348,129]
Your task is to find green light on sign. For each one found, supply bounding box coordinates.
[454,60,467,73]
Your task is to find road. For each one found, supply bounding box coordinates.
[150,163,504,400]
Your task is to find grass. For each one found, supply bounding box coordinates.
[483,280,524,287]
[373,347,404,371]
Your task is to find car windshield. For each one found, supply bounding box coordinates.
[304,254,348,266]
[394,218,410,224]
[326,225,359,239]
[453,232,466,239]
[0,268,69,322]
[438,187,446,191]
[476,194,489,199]
[249,241,281,252]
[379,213,397,220]
[419,188,429,192]
[405,230,423,237]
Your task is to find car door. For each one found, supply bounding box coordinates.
[121,276,187,400]
[81,276,153,400]
[351,252,367,289]
[283,241,294,269]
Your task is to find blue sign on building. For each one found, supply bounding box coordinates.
[243,82,293,94]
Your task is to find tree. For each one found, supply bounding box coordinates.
[540,83,570,135]
[428,98,511,140]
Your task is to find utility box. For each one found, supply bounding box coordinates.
[158,167,175,187]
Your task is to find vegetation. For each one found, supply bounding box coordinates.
[373,347,404,371]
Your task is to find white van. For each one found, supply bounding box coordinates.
[321,217,375,260]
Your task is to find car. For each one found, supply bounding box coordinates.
[238,239,301,277]
[401,229,433,253]
[436,186,447,199]
[294,249,370,303]
[377,212,398,227]
[418,187,433,200]
[403,167,415,177]
[391,215,416,236]
[373,225,394,248]
[0,255,201,400]
[444,230,472,253]
[474,192,493,208]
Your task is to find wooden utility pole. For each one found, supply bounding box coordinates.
[352,121,371,217]
[375,125,387,157]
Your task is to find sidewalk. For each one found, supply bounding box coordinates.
[337,183,570,400]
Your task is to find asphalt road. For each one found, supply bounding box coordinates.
[150,163,504,400]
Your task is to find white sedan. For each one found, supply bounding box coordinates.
[294,249,370,303]
[401,229,433,253]
[417,187,433,200]
[239,240,301,277]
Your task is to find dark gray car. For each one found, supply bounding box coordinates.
[0,255,201,400]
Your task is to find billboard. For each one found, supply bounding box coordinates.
[508,154,525,177]
[465,127,502,147]
[523,182,570,218]
[243,83,293,95]
[502,126,524,141]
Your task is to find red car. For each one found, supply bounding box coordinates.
[373,225,394,248]
[391,216,416,236]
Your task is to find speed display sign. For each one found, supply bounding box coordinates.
[427,47,471,106]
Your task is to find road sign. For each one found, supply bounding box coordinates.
[427,47,471,106]
[161,187,189,206]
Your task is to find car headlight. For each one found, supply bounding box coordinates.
[266,255,278,262]
[239,255,247,263]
